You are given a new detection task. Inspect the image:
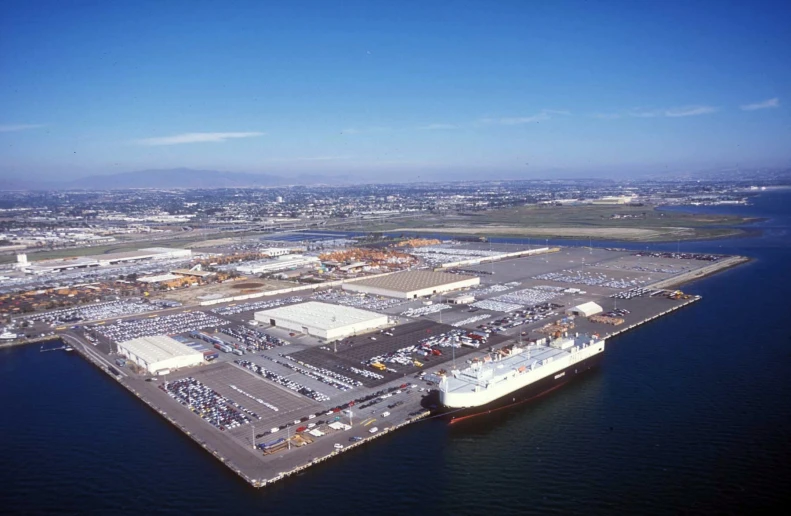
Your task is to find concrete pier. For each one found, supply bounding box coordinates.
[13,245,750,488]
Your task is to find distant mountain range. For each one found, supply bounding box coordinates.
[2,165,788,191]
[0,168,360,190]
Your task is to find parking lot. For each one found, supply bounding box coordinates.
[94,310,230,343]
[186,363,321,441]
[289,320,508,387]
[20,298,178,326]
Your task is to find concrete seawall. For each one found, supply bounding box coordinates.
[646,255,749,290]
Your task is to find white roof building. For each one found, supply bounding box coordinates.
[137,273,181,283]
[342,270,480,299]
[255,301,388,341]
[117,335,204,374]
[237,255,319,275]
[566,302,604,317]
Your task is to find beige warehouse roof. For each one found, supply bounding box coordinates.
[571,301,603,316]
[256,301,385,330]
[118,335,202,364]
[348,270,477,293]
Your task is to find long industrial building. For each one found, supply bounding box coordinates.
[23,247,192,274]
[237,255,319,275]
[342,270,479,299]
[255,301,388,340]
[117,335,204,374]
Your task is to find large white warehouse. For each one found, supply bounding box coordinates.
[117,335,204,374]
[255,301,388,341]
[566,301,604,317]
[343,270,479,299]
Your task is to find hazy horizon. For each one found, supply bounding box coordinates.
[2,0,789,183]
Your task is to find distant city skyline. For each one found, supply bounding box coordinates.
[1,0,789,182]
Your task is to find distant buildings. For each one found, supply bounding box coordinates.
[591,195,636,205]
[18,247,192,274]
[236,254,319,275]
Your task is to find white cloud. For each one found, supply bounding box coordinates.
[593,105,718,119]
[663,105,718,117]
[134,131,265,146]
[266,155,352,162]
[0,124,45,132]
[478,111,552,125]
[420,123,459,130]
[740,98,780,111]
[340,126,390,135]
[294,155,351,161]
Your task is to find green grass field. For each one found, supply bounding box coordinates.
[337,204,757,242]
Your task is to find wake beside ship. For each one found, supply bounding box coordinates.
[438,333,605,423]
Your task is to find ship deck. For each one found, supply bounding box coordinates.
[442,336,596,395]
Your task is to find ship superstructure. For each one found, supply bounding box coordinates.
[439,333,605,417]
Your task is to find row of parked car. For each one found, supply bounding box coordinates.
[633,251,720,262]
[220,325,290,351]
[210,296,304,316]
[255,383,417,438]
[161,377,259,431]
[264,353,363,390]
[610,287,655,300]
[475,302,562,334]
[311,289,406,311]
[235,359,331,402]
[534,269,647,289]
[24,299,161,326]
[95,310,229,343]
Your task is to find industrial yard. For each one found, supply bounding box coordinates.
[14,240,747,487]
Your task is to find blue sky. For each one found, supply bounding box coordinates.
[1,0,789,181]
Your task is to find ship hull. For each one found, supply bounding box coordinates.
[438,352,602,424]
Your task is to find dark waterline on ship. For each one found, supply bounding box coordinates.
[1,190,790,515]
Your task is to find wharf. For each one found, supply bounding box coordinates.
[16,247,751,489]
[57,291,704,489]
[61,331,432,488]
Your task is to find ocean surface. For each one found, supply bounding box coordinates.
[2,189,790,515]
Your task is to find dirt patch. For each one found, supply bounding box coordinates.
[231,282,267,289]
[155,277,297,305]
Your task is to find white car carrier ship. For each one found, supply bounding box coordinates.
[439,333,605,423]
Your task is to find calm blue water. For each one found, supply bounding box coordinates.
[2,190,790,515]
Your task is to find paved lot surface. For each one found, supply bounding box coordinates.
[288,320,508,387]
[189,363,321,441]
